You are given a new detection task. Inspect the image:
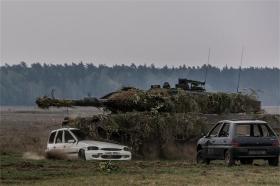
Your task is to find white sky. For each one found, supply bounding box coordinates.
[1,0,279,68]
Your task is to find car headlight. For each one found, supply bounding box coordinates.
[87,146,99,150]
[123,147,130,151]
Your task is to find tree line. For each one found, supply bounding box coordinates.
[0,62,279,106]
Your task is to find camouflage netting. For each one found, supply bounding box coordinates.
[36,97,101,109]
[36,87,261,114]
[65,112,280,159]
[66,112,209,159]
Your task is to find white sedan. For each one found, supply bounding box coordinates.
[46,128,132,160]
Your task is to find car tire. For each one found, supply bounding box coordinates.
[240,159,253,165]
[196,150,210,165]
[224,150,235,166]
[78,149,86,160]
[268,158,279,166]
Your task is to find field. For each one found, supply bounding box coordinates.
[0,106,280,185]
[1,153,280,186]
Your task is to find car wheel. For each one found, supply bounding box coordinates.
[224,150,235,166]
[78,149,86,160]
[240,159,253,165]
[196,150,210,165]
[268,158,279,166]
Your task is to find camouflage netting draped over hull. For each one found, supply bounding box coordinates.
[67,112,209,159]
[66,112,279,159]
[36,87,261,114]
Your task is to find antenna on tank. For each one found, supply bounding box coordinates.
[236,47,244,93]
[204,48,211,85]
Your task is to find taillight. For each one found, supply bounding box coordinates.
[231,139,240,148]
[272,140,279,147]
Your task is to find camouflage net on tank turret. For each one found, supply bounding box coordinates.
[36,87,261,114]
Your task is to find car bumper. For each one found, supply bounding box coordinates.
[84,150,132,160]
[231,147,279,159]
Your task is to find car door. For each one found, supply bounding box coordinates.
[206,122,223,158]
[47,131,57,151]
[54,130,64,152]
[63,129,79,158]
[215,123,231,159]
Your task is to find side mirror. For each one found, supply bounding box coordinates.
[201,133,207,138]
[67,139,75,143]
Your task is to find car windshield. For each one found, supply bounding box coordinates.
[70,129,87,141]
[235,123,275,137]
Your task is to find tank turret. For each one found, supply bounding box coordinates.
[36,79,260,114]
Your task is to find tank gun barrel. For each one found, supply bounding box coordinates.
[36,96,104,109]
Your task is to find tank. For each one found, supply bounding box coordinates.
[36,79,261,114]
[36,79,264,159]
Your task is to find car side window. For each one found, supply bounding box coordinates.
[55,130,63,143]
[208,123,223,137]
[260,124,274,137]
[253,124,261,137]
[219,123,230,137]
[236,124,251,136]
[64,130,75,143]
[48,131,56,144]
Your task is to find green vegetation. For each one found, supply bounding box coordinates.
[69,112,208,159]
[1,153,279,186]
[68,112,280,159]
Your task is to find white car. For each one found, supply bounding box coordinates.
[46,128,132,160]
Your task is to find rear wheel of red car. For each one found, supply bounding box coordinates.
[240,159,253,165]
[224,150,235,166]
[78,149,86,160]
[268,158,279,166]
[196,150,210,165]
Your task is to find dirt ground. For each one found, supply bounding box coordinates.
[0,106,280,185]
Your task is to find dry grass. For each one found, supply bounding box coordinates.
[1,153,279,186]
[0,108,62,154]
[0,106,102,154]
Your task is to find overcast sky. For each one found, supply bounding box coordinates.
[1,0,279,68]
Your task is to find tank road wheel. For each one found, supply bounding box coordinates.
[224,150,235,166]
[268,158,279,166]
[78,149,86,160]
[197,150,210,165]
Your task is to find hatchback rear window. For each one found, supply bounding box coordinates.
[235,124,275,137]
